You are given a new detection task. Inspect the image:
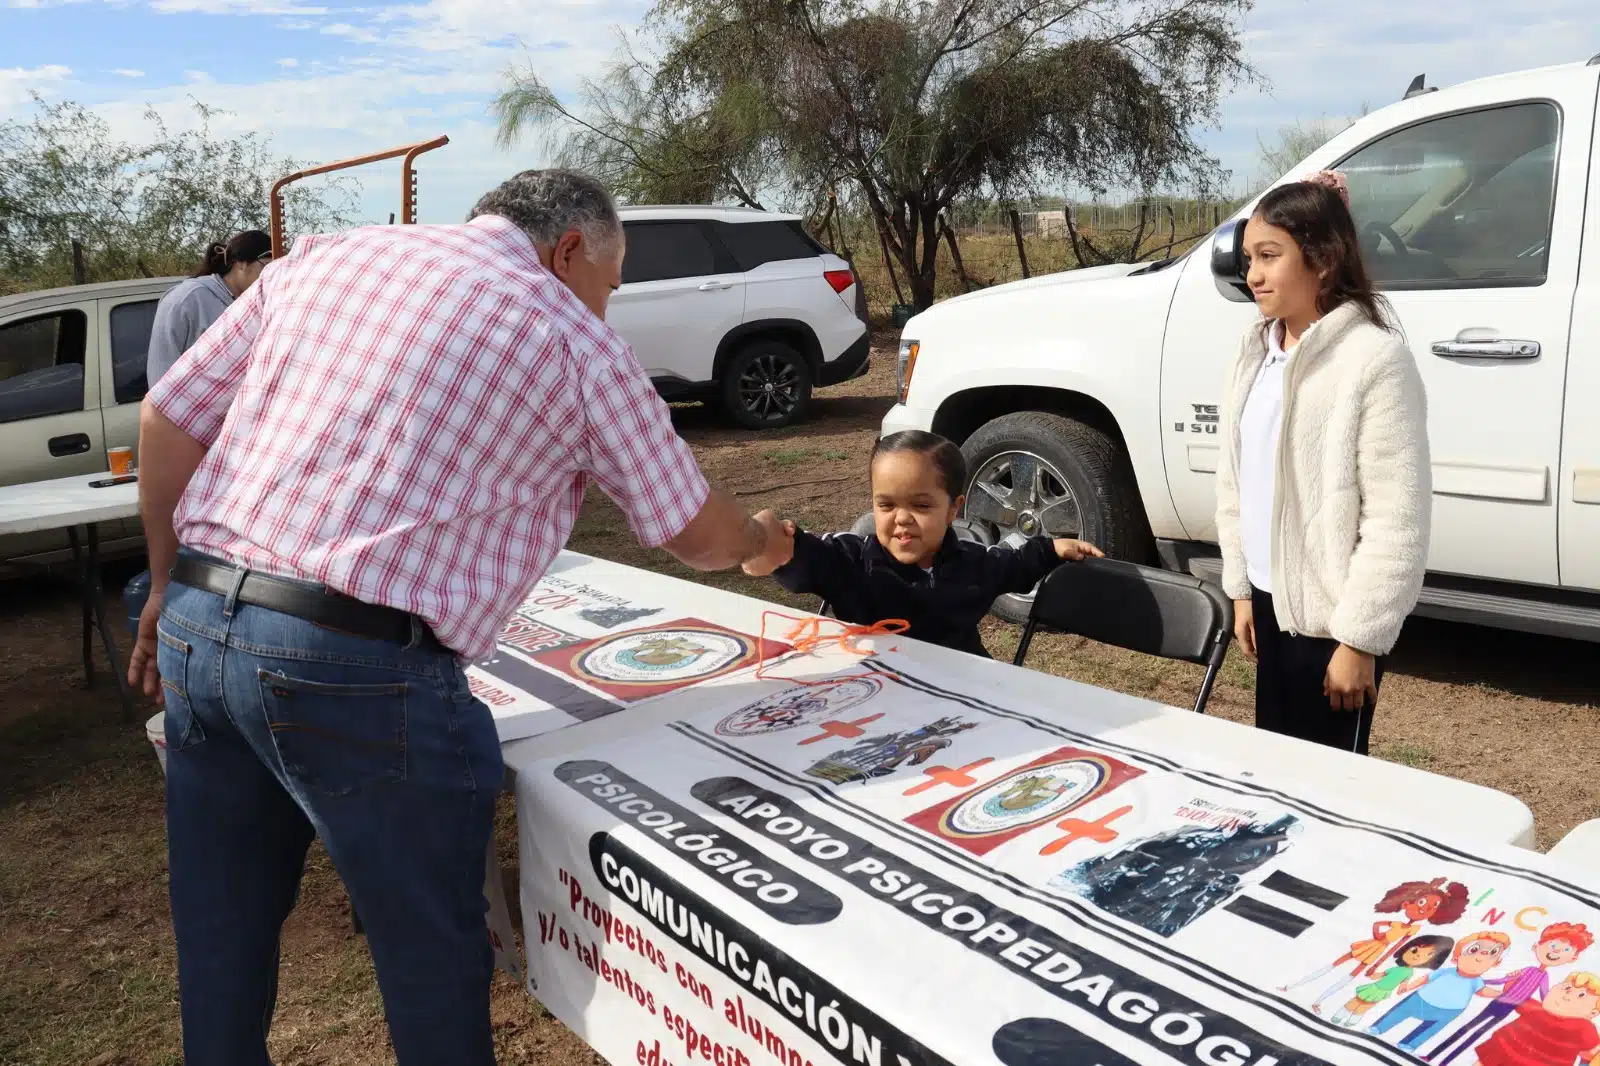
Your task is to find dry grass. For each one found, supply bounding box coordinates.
[848,231,1209,313]
[1,332,1596,1064]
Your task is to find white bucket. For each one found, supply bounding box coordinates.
[146,711,168,776]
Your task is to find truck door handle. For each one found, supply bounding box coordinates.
[698,280,734,291]
[1431,339,1540,360]
[48,433,91,457]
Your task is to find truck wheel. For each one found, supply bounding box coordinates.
[721,341,812,429]
[960,411,1152,624]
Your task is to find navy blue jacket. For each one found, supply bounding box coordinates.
[773,528,1062,657]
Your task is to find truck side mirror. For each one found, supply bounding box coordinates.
[1209,218,1255,303]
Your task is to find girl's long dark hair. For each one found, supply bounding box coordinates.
[190,229,270,278]
[1253,183,1394,331]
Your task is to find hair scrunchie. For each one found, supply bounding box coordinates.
[1301,169,1351,210]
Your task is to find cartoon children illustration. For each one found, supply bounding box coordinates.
[1429,922,1594,1065]
[1460,971,1600,1066]
[1369,931,1512,1052]
[1280,877,1471,1012]
[1331,935,1454,1028]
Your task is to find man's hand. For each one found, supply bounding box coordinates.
[128,587,165,706]
[1233,598,1257,662]
[1052,538,1104,562]
[1325,643,1378,712]
[743,513,796,576]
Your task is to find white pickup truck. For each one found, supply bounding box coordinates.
[883,57,1600,641]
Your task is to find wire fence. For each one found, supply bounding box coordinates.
[957,199,1238,240]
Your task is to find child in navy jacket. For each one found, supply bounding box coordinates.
[743,431,1102,658]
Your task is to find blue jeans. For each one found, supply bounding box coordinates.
[1370,993,1463,1051]
[159,569,502,1066]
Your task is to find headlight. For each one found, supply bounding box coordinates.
[896,339,919,403]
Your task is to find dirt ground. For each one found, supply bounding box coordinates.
[2,332,1597,1065]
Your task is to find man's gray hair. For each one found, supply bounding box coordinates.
[468,169,621,258]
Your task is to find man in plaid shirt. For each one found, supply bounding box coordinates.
[128,170,790,1065]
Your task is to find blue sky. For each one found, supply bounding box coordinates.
[1,0,1595,225]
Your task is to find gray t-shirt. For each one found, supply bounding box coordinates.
[146,273,234,386]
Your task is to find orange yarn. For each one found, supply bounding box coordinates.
[754,610,909,685]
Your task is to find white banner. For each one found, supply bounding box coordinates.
[470,558,787,743]
[516,657,1600,1066]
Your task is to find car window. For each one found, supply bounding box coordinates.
[711,220,823,271]
[621,222,718,284]
[110,299,158,404]
[1337,102,1559,288]
[0,310,88,425]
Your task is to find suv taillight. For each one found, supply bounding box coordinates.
[823,269,854,294]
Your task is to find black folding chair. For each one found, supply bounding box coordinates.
[1012,557,1233,714]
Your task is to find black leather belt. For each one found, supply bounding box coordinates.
[170,554,445,652]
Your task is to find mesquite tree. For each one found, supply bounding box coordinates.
[496,0,1257,309]
[0,96,358,294]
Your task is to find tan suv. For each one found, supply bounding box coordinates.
[0,276,180,575]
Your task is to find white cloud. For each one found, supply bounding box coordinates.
[321,21,380,43]
[110,68,146,78]
[276,57,299,68]
[0,64,71,108]
[147,0,328,14]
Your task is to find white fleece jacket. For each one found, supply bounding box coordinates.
[1215,302,1431,656]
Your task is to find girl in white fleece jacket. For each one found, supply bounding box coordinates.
[1215,173,1430,755]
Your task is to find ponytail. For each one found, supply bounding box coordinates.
[191,242,228,278]
[189,229,272,278]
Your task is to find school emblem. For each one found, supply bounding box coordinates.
[716,677,884,738]
[805,716,977,785]
[946,759,1113,835]
[906,746,1146,856]
[574,628,751,685]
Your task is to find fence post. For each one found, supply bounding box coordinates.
[71,240,87,285]
[1007,207,1031,279]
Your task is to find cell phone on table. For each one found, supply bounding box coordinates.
[88,474,138,488]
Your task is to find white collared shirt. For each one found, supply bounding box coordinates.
[1238,320,1300,594]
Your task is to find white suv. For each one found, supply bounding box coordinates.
[611,206,870,427]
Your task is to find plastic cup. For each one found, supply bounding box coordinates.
[146,711,168,775]
[108,447,134,476]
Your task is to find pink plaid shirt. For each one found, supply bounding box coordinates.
[148,215,709,659]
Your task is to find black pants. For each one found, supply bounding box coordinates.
[1252,588,1383,755]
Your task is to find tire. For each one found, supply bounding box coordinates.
[720,341,813,430]
[960,411,1152,624]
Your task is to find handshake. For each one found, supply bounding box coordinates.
[743,509,797,577]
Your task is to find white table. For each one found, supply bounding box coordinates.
[494,555,1600,1066]
[478,550,1545,1004]
[494,552,1536,849]
[1548,818,1600,876]
[0,472,139,717]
